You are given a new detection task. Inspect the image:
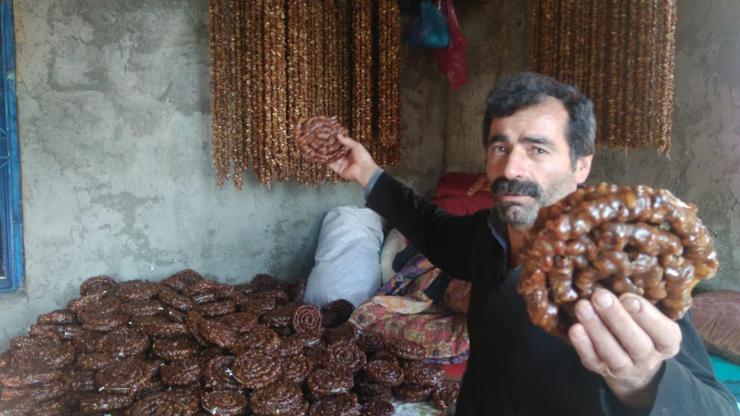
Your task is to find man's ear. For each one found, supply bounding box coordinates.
[574,155,593,184]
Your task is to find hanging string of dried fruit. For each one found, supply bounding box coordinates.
[377,0,401,166]
[210,0,402,188]
[529,0,676,154]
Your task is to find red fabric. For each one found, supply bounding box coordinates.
[434,0,468,90]
[434,195,493,216]
[442,361,468,382]
[434,172,485,198]
[433,172,494,216]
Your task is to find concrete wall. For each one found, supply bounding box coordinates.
[0,0,445,346]
[444,0,530,173]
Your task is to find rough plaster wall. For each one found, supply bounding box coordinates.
[0,0,444,346]
[443,0,529,173]
[589,0,740,291]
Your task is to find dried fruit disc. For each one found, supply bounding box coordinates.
[198,318,239,349]
[292,304,321,335]
[63,368,96,392]
[431,381,461,410]
[320,299,354,328]
[387,338,425,361]
[161,358,202,387]
[96,327,151,358]
[308,392,361,416]
[183,279,233,300]
[231,350,281,389]
[219,312,258,333]
[165,306,187,323]
[357,330,385,354]
[306,367,353,398]
[95,358,152,395]
[79,275,117,296]
[322,322,360,345]
[125,388,200,416]
[392,384,433,402]
[67,292,117,314]
[238,295,276,317]
[249,274,282,292]
[294,116,350,164]
[0,366,62,388]
[116,280,160,302]
[10,333,55,350]
[145,320,189,338]
[201,390,248,416]
[0,350,11,368]
[402,361,443,388]
[0,396,34,415]
[0,380,65,403]
[303,345,328,370]
[198,299,237,317]
[185,310,210,345]
[203,355,239,391]
[370,350,400,366]
[11,338,74,370]
[78,391,135,414]
[159,286,196,312]
[230,326,280,356]
[152,337,199,361]
[161,269,204,292]
[277,335,303,358]
[29,323,82,341]
[361,399,395,416]
[364,359,404,387]
[249,381,305,416]
[119,299,165,317]
[72,330,104,353]
[326,340,366,374]
[262,304,296,330]
[76,351,117,371]
[281,354,310,384]
[288,278,306,303]
[79,311,128,332]
[37,309,77,325]
[30,398,68,416]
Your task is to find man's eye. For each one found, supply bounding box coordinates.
[533,147,547,155]
[494,145,507,153]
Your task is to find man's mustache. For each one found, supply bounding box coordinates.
[490,178,542,199]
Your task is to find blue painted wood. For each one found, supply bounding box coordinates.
[0,0,24,292]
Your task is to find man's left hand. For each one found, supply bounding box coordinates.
[568,289,682,408]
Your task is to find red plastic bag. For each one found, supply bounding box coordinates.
[434,0,468,90]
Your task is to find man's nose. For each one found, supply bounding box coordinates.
[503,147,527,179]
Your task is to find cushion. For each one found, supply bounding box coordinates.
[432,172,494,217]
[691,290,740,365]
[435,172,489,198]
[433,195,493,216]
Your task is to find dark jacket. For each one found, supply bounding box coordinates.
[366,172,738,416]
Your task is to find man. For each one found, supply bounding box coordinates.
[329,73,738,415]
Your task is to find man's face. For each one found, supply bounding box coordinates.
[485,97,592,229]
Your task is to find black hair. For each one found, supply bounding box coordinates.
[482,72,596,166]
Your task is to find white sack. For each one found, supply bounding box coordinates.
[303,206,384,307]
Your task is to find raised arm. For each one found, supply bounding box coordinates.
[328,134,479,281]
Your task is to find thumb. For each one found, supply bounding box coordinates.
[335,131,357,148]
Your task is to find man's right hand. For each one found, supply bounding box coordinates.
[328,133,380,189]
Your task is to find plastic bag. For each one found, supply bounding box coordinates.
[408,0,450,48]
[434,0,468,90]
[303,206,384,308]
